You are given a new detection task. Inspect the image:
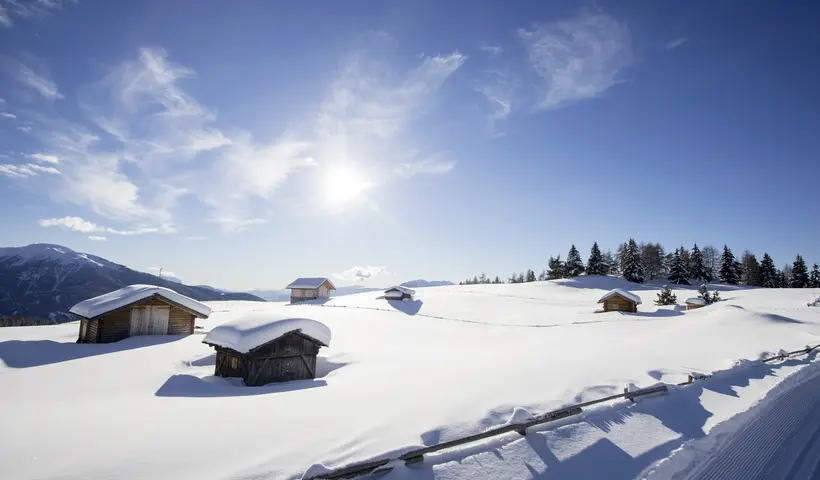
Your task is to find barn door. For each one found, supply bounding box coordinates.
[147,306,170,335]
[130,307,147,335]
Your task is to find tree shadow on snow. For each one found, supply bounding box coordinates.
[0,336,185,369]
[155,374,327,398]
[385,352,818,480]
[386,299,424,315]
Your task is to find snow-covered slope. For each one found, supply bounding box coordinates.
[1,277,819,480]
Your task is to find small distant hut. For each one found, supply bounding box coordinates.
[286,277,336,303]
[685,297,707,310]
[384,285,415,301]
[598,288,642,313]
[71,285,211,343]
[202,313,331,386]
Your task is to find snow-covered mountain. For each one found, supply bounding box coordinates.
[0,243,265,322]
[399,279,455,288]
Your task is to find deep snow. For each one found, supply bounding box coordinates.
[203,314,331,352]
[69,284,213,319]
[1,276,819,480]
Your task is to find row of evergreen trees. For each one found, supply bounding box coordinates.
[460,241,820,287]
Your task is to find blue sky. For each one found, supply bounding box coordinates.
[1,0,819,290]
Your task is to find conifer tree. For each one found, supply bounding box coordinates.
[565,244,585,277]
[586,242,607,276]
[547,255,565,280]
[741,251,761,286]
[667,248,690,285]
[622,238,645,283]
[790,255,809,288]
[689,243,710,282]
[537,269,547,281]
[719,245,740,285]
[656,285,677,306]
[493,276,502,284]
[760,253,778,288]
[810,264,820,289]
[526,269,537,283]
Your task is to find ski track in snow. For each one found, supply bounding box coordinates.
[645,362,820,480]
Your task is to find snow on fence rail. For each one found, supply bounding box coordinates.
[303,343,820,480]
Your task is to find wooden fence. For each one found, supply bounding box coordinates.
[304,343,820,480]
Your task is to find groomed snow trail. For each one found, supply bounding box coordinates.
[647,362,820,480]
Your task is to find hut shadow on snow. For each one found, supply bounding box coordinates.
[385,298,424,315]
[155,374,327,398]
[0,335,185,369]
[387,352,817,480]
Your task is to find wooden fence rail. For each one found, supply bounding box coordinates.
[305,343,820,480]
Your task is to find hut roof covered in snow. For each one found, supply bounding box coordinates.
[597,288,642,305]
[286,277,336,290]
[384,285,416,295]
[69,284,212,319]
[202,313,331,353]
[685,297,707,305]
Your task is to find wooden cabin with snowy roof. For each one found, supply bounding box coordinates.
[685,297,707,310]
[384,285,415,301]
[71,285,211,343]
[286,277,336,303]
[202,313,331,386]
[598,289,642,313]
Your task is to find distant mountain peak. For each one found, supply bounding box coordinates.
[399,279,455,288]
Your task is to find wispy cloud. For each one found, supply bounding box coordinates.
[479,41,503,56]
[0,0,73,28]
[474,67,517,136]
[206,217,267,233]
[333,265,388,282]
[1,112,16,119]
[0,162,60,178]
[186,235,207,241]
[518,11,632,110]
[664,37,688,50]
[39,216,175,235]
[18,64,63,99]
[394,152,456,178]
[88,236,107,241]
[27,153,59,164]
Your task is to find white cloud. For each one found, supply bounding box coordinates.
[27,153,59,164]
[88,236,107,241]
[333,265,389,282]
[394,153,456,178]
[1,112,16,119]
[18,65,63,99]
[0,163,60,178]
[186,235,207,241]
[664,37,688,50]
[0,0,71,28]
[0,5,11,27]
[479,41,503,56]
[518,11,632,110]
[207,217,267,233]
[38,216,175,235]
[16,125,31,132]
[474,67,517,136]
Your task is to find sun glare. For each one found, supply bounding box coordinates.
[324,165,372,204]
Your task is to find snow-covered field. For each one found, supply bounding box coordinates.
[1,277,819,480]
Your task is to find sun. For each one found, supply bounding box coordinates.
[323,165,372,204]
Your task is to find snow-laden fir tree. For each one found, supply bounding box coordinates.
[719,245,741,285]
[667,248,691,285]
[586,242,607,276]
[565,244,585,277]
[790,254,809,288]
[697,284,720,305]
[547,255,565,280]
[622,238,645,283]
[602,250,618,274]
[689,243,711,282]
[760,253,778,288]
[741,251,761,286]
[656,285,677,305]
[810,264,820,289]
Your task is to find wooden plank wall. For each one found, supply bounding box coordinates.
[603,296,637,312]
[95,297,196,343]
[167,307,195,335]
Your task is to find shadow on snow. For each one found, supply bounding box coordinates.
[0,335,185,369]
[380,351,818,480]
[385,299,424,315]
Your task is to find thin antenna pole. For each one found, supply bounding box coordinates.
[158,268,163,279]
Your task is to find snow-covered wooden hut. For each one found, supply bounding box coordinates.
[384,285,415,301]
[598,289,641,313]
[71,285,211,344]
[685,297,707,310]
[286,277,336,303]
[202,313,331,386]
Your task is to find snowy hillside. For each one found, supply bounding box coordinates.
[1,277,819,479]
